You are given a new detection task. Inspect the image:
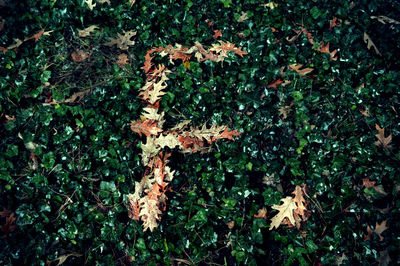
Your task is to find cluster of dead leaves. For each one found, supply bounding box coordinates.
[127,42,246,231]
[255,185,310,230]
[0,29,52,54]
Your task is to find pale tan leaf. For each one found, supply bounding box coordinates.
[171,120,191,131]
[97,0,111,4]
[269,196,297,230]
[155,134,182,149]
[371,15,400,25]
[141,137,160,165]
[53,253,82,266]
[78,25,99,37]
[128,0,136,6]
[139,197,161,232]
[84,0,96,10]
[278,103,293,120]
[237,11,249,22]
[142,107,164,121]
[105,30,136,50]
[7,38,23,50]
[363,32,381,56]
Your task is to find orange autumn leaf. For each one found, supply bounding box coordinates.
[267,78,284,89]
[213,29,222,39]
[130,120,163,137]
[374,124,392,149]
[25,30,53,42]
[254,208,268,219]
[142,52,154,73]
[317,42,338,61]
[215,128,242,140]
[362,178,376,189]
[71,51,89,62]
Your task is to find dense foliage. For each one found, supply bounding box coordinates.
[1,0,400,265]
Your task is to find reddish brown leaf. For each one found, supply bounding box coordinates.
[142,52,154,73]
[330,17,340,29]
[254,208,268,219]
[213,29,222,39]
[116,53,129,67]
[267,78,284,89]
[317,42,338,60]
[0,46,7,54]
[130,120,162,137]
[374,221,388,241]
[362,178,376,189]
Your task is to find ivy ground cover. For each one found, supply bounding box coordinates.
[1,0,400,265]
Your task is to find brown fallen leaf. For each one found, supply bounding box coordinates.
[278,103,293,120]
[330,17,340,29]
[374,124,392,149]
[25,30,53,42]
[116,53,129,67]
[51,253,82,266]
[289,64,314,76]
[71,51,89,63]
[254,208,268,219]
[374,220,387,241]
[267,79,284,90]
[317,42,338,60]
[269,196,297,230]
[213,30,222,39]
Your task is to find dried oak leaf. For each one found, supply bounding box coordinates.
[374,124,392,149]
[71,51,89,62]
[97,0,111,4]
[269,196,297,230]
[267,78,284,89]
[131,120,163,137]
[6,38,23,50]
[78,25,99,37]
[363,32,381,56]
[105,30,136,50]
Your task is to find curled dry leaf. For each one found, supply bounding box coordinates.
[7,38,23,50]
[363,32,381,56]
[78,25,99,37]
[371,15,400,25]
[44,89,90,105]
[71,51,89,62]
[226,221,235,229]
